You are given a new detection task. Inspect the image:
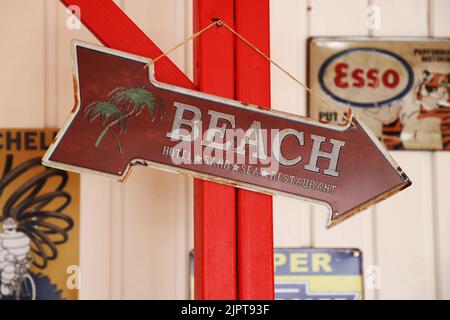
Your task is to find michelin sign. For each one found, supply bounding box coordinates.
[0,129,79,300]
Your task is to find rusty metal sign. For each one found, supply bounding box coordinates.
[308,37,450,150]
[43,42,411,227]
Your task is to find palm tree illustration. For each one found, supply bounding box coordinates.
[83,87,164,154]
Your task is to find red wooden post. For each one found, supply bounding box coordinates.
[194,0,274,300]
[193,0,237,300]
[235,0,274,299]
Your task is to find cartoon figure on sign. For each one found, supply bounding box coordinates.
[358,103,403,149]
[0,218,33,299]
[416,70,450,109]
[400,70,450,149]
[0,157,74,300]
[415,70,450,149]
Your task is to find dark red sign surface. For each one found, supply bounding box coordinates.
[43,42,411,227]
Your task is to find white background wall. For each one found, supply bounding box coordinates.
[0,0,448,299]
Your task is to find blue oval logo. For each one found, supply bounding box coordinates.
[318,48,414,108]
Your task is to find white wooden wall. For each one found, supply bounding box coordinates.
[0,0,448,300]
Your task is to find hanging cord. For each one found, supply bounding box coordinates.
[145,19,354,126]
[148,20,218,65]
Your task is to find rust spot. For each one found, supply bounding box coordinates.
[51,136,58,145]
[71,75,79,113]
[257,104,271,111]
[241,101,249,106]
[131,160,148,167]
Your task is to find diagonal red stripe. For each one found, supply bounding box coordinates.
[61,0,195,89]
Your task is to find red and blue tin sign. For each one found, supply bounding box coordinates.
[274,248,363,300]
[309,37,450,150]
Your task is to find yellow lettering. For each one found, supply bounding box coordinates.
[274,253,287,272]
[290,253,308,272]
[312,253,332,272]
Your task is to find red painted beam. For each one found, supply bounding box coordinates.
[235,0,274,299]
[61,0,194,89]
[193,0,237,299]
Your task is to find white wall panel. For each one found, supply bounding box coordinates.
[309,0,368,36]
[270,0,312,249]
[52,1,111,300]
[117,0,193,300]
[375,152,436,299]
[372,0,428,36]
[0,0,46,127]
[430,0,450,300]
[306,0,378,300]
[1,0,446,300]
[371,0,436,300]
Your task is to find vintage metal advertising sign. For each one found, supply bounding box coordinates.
[273,248,363,300]
[0,129,79,300]
[43,42,411,227]
[309,37,450,150]
[190,248,363,300]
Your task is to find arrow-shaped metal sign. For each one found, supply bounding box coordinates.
[43,42,411,227]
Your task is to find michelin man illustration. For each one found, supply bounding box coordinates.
[0,218,31,297]
[0,157,75,299]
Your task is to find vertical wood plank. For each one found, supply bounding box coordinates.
[308,0,376,300]
[372,0,428,36]
[120,0,191,299]
[175,1,193,299]
[120,169,185,299]
[53,1,112,300]
[55,1,99,127]
[0,0,46,127]
[109,182,124,299]
[183,0,194,82]
[193,0,237,300]
[184,1,195,295]
[45,0,57,128]
[77,176,113,299]
[108,0,125,300]
[375,152,436,299]
[184,2,195,295]
[235,0,274,299]
[372,0,436,299]
[432,152,450,299]
[270,0,312,249]
[430,0,450,300]
[309,0,368,36]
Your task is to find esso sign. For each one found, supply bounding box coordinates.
[334,63,400,89]
[318,48,414,107]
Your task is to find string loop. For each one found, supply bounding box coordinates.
[145,19,354,126]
